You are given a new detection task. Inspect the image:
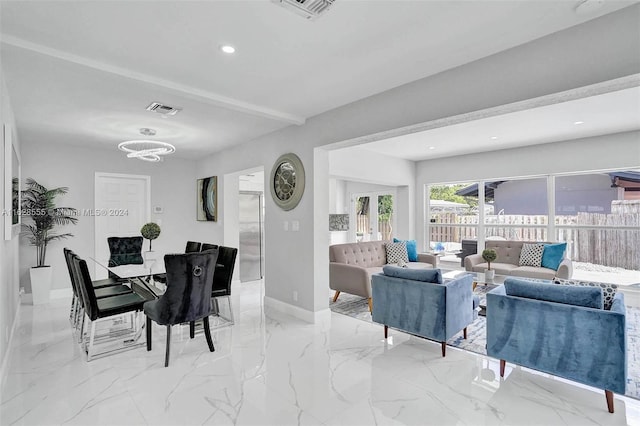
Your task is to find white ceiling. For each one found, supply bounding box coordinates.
[1,0,638,159]
[358,86,640,161]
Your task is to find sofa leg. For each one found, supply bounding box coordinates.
[463,327,467,340]
[368,298,373,313]
[605,390,614,413]
[441,342,446,357]
[500,359,506,377]
[332,291,340,302]
[384,325,388,339]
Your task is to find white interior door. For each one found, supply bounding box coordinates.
[94,173,150,278]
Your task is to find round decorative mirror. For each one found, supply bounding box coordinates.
[270,153,305,211]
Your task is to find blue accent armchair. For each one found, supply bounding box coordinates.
[486,278,626,413]
[371,267,477,357]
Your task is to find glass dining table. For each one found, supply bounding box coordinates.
[90,256,167,300]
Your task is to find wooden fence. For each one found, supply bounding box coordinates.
[429,209,640,270]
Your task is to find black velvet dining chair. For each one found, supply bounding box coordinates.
[143,249,219,367]
[108,236,144,264]
[185,241,202,253]
[63,248,133,337]
[200,243,218,252]
[72,255,147,360]
[208,246,237,326]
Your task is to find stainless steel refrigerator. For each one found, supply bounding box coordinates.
[239,191,264,282]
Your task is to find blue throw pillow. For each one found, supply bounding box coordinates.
[382,265,442,284]
[393,238,418,262]
[541,243,567,270]
[504,277,602,309]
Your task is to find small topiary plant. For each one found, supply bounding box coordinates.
[482,248,497,270]
[140,222,161,251]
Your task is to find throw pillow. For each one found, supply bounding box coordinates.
[385,242,409,264]
[519,243,544,267]
[541,243,567,270]
[553,278,618,310]
[382,265,443,284]
[393,238,418,262]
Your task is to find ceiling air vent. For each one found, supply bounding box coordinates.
[145,102,182,116]
[271,0,336,20]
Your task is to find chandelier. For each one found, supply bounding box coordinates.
[118,128,175,162]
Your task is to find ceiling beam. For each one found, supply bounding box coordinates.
[1,35,306,126]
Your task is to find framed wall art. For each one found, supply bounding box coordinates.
[4,124,20,240]
[197,176,217,221]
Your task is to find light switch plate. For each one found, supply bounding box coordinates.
[284,221,289,231]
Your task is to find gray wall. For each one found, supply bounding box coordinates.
[19,141,201,294]
[196,6,640,317]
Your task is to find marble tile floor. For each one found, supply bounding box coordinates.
[2,280,640,426]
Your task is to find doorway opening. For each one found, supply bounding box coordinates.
[239,171,265,282]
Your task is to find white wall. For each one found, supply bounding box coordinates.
[196,6,640,320]
[415,131,640,250]
[19,141,201,294]
[0,63,21,387]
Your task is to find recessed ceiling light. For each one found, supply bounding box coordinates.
[428,146,436,150]
[574,121,585,125]
[490,136,498,140]
[220,45,236,54]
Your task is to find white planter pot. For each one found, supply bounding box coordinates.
[485,269,495,280]
[144,251,156,261]
[30,266,52,305]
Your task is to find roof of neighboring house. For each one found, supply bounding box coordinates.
[609,171,640,186]
[456,171,640,197]
[455,181,506,198]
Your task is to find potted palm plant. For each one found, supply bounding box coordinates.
[21,178,77,304]
[482,248,497,280]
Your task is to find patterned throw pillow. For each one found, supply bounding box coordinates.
[519,243,544,267]
[385,242,409,264]
[553,278,618,310]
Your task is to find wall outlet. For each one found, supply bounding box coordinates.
[293,291,298,301]
[292,220,300,232]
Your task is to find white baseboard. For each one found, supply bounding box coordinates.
[1,295,22,394]
[264,296,331,324]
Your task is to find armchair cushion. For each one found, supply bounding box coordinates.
[504,277,603,309]
[382,265,442,283]
[541,243,567,270]
[553,278,618,310]
[393,238,418,261]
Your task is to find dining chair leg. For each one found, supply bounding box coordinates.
[146,316,152,351]
[203,316,215,352]
[164,325,171,367]
[189,321,195,339]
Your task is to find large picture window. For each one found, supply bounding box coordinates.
[425,169,640,284]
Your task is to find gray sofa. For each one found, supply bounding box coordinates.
[464,240,572,280]
[329,240,438,311]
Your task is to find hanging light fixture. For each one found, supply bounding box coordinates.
[118,129,176,162]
